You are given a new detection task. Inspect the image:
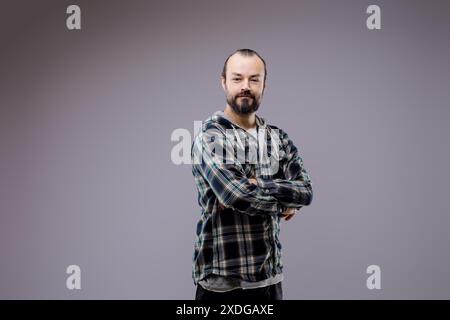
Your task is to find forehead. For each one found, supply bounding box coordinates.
[226,54,265,77]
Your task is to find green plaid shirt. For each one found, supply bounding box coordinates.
[191,111,313,285]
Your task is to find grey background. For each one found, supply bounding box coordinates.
[1,0,449,299]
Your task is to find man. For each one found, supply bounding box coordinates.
[191,49,313,301]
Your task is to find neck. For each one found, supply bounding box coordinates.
[224,105,257,130]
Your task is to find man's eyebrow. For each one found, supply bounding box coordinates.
[231,73,261,77]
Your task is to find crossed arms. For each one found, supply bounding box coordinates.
[192,126,313,220]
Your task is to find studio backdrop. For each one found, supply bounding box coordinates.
[0,0,449,299]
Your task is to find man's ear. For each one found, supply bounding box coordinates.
[221,77,226,91]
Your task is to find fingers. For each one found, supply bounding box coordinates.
[283,214,294,221]
[281,208,297,221]
[281,208,296,215]
[285,214,294,221]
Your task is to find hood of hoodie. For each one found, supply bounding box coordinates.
[202,110,269,133]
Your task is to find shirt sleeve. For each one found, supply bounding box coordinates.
[191,126,282,217]
[257,128,313,209]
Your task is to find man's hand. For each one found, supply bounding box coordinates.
[280,207,297,221]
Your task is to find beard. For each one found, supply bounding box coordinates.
[227,92,260,115]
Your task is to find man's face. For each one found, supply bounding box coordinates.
[221,54,265,115]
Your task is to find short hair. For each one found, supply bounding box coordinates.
[221,49,267,85]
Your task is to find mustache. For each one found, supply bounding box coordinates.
[237,93,254,98]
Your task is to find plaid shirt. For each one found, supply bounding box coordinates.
[191,111,313,285]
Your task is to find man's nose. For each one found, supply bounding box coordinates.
[241,79,250,90]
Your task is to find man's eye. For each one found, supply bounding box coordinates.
[233,78,241,81]
[251,79,259,82]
